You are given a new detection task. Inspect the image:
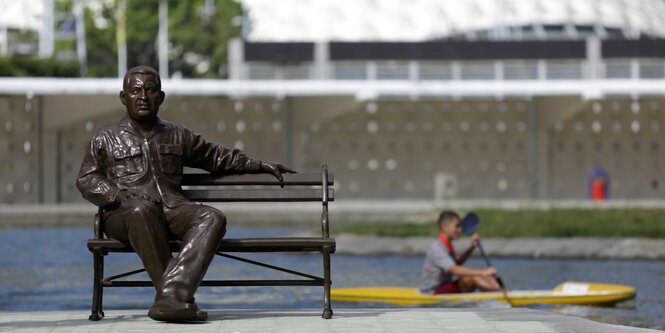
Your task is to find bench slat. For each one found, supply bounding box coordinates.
[182,173,334,186]
[88,237,336,253]
[183,188,334,202]
[104,280,324,287]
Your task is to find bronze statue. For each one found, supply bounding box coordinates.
[76,65,294,322]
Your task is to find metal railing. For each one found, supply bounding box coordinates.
[245,58,665,81]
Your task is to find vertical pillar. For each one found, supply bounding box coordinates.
[228,38,244,80]
[158,0,169,79]
[56,129,62,203]
[41,128,59,203]
[528,100,539,198]
[274,67,284,80]
[537,60,547,80]
[39,0,54,58]
[0,10,8,56]
[313,41,329,79]
[586,36,601,79]
[630,58,639,80]
[367,61,377,80]
[116,0,127,78]
[37,96,44,203]
[285,98,293,167]
[451,61,461,80]
[494,60,504,80]
[408,61,419,81]
[74,0,88,76]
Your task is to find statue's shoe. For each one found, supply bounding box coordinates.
[187,297,208,321]
[192,304,208,321]
[148,298,197,322]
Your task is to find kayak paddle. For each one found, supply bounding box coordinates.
[461,212,505,289]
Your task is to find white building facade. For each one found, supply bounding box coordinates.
[2,0,665,203]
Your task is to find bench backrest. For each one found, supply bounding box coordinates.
[181,171,334,203]
[182,165,334,237]
[95,165,334,239]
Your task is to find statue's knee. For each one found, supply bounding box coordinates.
[206,209,227,235]
[121,199,142,214]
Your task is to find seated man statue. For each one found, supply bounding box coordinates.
[77,65,293,322]
[419,211,502,295]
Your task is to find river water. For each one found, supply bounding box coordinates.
[0,227,663,330]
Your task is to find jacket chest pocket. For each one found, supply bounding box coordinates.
[158,144,183,175]
[111,146,144,178]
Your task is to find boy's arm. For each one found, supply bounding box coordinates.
[455,233,480,264]
[449,265,497,277]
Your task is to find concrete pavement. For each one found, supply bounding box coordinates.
[0,308,659,333]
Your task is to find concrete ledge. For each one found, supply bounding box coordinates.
[0,308,657,333]
[335,234,665,260]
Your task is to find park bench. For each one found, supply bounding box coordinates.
[86,165,335,321]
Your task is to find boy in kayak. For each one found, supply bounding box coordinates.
[419,211,502,294]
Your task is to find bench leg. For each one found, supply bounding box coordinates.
[322,246,333,319]
[89,250,105,321]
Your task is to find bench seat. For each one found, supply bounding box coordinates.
[88,237,336,253]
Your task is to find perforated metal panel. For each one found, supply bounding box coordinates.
[551,99,665,199]
[303,100,531,199]
[6,94,665,203]
[0,96,41,203]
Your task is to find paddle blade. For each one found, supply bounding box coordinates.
[461,212,480,235]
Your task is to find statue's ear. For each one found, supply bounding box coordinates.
[158,91,165,105]
[119,91,127,106]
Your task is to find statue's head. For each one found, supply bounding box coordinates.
[120,65,165,125]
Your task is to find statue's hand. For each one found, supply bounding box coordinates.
[115,189,147,204]
[260,161,296,183]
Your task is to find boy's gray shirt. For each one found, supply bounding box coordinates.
[419,240,457,294]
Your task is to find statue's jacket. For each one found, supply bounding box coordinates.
[77,115,261,209]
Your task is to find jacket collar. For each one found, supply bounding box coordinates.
[119,114,165,138]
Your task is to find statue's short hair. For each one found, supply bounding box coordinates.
[123,65,161,91]
[437,211,460,228]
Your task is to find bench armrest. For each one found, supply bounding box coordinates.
[93,207,104,239]
[321,165,331,238]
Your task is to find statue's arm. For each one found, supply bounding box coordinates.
[76,136,123,207]
[184,128,295,179]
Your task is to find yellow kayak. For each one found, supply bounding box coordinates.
[331,281,635,306]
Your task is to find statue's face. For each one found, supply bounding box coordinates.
[121,73,164,124]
